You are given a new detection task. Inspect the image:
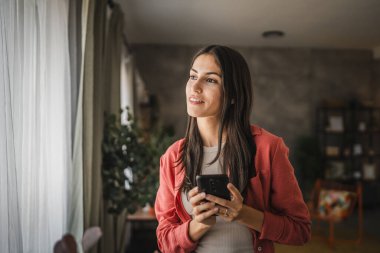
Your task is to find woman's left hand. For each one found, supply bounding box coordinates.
[205,183,244,222]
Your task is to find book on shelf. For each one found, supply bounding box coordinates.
[326,146,340,157]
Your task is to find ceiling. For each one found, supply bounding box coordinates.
[117,0,380,54]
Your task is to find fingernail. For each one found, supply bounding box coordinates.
[214,207,218,212]
[201,192,206,197]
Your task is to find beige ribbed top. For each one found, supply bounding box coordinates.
[181,145,254,253]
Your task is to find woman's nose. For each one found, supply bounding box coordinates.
[191,79,202,93]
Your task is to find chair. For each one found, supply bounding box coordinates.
[53,234,77,253]
[308,179,363,247]
[82,226,103,252]
[53,227,102,253]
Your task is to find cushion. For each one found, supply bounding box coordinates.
[318,189,356,220]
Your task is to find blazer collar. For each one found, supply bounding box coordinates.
[251,125,262,136]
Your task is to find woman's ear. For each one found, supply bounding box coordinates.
[231,99,235,105]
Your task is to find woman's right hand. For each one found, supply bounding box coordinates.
[188,186,219,237]
[188,186,218,241]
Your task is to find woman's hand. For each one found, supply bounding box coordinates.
[187,186,219,242]
[205,183,244,222]
[188,186,219,226]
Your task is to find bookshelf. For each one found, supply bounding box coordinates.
[316,103,380,182]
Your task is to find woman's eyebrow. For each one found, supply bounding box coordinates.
[191,68,221,77]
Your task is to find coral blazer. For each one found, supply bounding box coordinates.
[155,125,311,253]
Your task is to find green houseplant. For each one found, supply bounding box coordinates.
[102,108,173,252]
[102,109,141,215]
[135,125,175,207]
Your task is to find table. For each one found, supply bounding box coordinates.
[127,208,156,221]
[125,208,158,253]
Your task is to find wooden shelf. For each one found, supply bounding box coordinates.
[317,104,380,184]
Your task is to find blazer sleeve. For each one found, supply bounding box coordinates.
[155,152,197,253]
[259,138,311,245]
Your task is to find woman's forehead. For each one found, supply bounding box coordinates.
[192,54,221,75]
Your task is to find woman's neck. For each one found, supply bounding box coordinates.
[196,117,226,147]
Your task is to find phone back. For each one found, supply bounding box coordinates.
[196,174,230,200]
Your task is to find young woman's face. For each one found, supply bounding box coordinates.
[186,54,223,119]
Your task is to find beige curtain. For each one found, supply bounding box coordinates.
[103,4,123,114]
[81,0,126,252]
[81,0,103,252]
[97,3,129,253]
[69,0,84,244]
[121,52,136,125]
[101,4,128,253]
[1,0,73,251]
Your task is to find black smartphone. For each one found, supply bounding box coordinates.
[196,174,231,200]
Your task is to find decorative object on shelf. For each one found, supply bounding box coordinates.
[358,122,366,132]
[142,203,156,216]
[326,116,344,132]
[343,147,351,157]
[326,146,340,157]
[363,163,377,180]
[353,144,363,156]
[353,171,361,180]
[368,149,375,156]
[325,161,345,179]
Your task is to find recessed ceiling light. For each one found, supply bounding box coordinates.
[262,30,285,39]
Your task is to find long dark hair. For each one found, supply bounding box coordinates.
[179,45,256,196]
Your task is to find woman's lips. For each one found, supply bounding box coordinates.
[189,96,204,105]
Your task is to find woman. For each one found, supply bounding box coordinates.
[155,45,311,253]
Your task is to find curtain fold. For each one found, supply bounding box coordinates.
[68,0,84,245]
[69,0,82,141]
[1,0,128,251]
[103,4,123,115]
[101,4,127,253]
[121,52,135,124]
[0,2,23,252]
[82,0,98,241]
[81,1,126,252]
[82,0,106,252]
[0,0,73,252]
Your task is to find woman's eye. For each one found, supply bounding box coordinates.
[206,78,217,83]
[189,75,197,80]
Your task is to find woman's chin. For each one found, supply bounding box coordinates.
[187,109,200,118]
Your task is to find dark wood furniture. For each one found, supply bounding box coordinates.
[126,208,159,253]
[316,103,380,206]
[308,179,363,247]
